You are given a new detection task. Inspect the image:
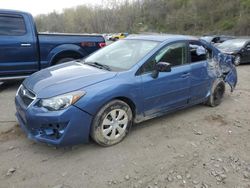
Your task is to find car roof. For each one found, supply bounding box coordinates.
[0,9,29,15]
[201,35,234,38]
[126,34,198,42]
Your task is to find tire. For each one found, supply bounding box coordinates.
[0,80,22,90]
[91,100,133,146]
[206,79,226,107]
[55,58,75,65]
[234,54,241,66]
[114,37,119,41]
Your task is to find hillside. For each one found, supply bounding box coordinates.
[35,0,250,36]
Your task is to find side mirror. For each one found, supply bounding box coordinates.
[152,62,171,78]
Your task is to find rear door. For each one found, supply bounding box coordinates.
[0,13,38,77]
[188,41,211,103]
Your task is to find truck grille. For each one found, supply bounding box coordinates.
[18,85,36,107]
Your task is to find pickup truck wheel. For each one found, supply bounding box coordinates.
[91,100,133,147]
[206,79,225,107]
[55,58,75,65]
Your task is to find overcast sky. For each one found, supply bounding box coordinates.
[0,0,104,16]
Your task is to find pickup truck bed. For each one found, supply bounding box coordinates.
[38,33,105,69]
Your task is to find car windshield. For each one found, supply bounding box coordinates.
[218,39,246,50]
[84,40,159,71]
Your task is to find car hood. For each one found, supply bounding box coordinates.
[23,61,117,98]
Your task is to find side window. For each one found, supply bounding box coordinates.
[0,15,26,36]
[142,42,187,73]
[212,37,220,43]
[189,42,208,63]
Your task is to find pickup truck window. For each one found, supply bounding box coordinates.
[0,15,26,36]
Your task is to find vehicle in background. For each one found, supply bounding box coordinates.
[105,34,113,41]
[15,35,237,146]
[110,33,128,41]
[0,9,106,81]
[217,38,250,65]
[102,33,113,41]
[200,35,235,46]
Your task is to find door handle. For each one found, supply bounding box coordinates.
[21,43,31,47]
[181,73,190,78]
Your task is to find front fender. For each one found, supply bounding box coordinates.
[74,75,144,120]
[47,44,88,66]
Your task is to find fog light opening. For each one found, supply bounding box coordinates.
[41,122,67,140]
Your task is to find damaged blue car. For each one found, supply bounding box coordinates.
[15,35,237,146]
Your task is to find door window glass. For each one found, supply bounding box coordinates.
[0,15,26,36]
[142,42,187,73]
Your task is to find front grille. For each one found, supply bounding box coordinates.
[18,85,36,107]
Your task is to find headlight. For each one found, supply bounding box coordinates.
[38,91,85,111]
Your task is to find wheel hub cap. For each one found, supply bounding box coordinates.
[101,109,128,140]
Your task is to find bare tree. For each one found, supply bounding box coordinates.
[35,0,250,36]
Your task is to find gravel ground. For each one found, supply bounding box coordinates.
[0,65,250,188]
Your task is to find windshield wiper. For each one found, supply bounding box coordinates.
[93,62,112,71]
[84,61,111,71]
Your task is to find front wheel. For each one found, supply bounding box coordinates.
[206,79,225,107]
[91,100,133,146]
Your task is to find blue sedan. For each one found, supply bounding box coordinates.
[15,35,237,146]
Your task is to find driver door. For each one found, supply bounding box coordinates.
[139,42,191,116]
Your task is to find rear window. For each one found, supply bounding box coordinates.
[0,15,26,36]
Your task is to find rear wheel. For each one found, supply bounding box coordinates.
[206,79,225,107]
[234,54,241,66]
[91,100,133,146]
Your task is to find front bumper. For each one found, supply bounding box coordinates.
[15,96,93,146]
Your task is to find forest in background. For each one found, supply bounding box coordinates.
[35,0,250,36]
